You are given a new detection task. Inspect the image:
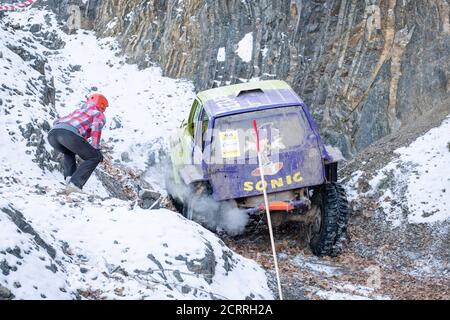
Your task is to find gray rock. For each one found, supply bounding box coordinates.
[147,253,167,280]
[175,242,216,284]
[138,189,160,201]
[0,284,14,300]
[221,250,237,275]
[5,44,49,75]
[138,189,161,210]
[0,259,11,276]
[120,152,131,162]
[172,270,184,282]
[94,169,132,201]
[6,247,23,259]
[19,121,60,172]
[69,64,82,72]
[80,267,89,274]
[110,116,123,130]
[40,31,66,50]
[30,24,42,33]
[45,263,58,273]
[1,206,56,259]
[181,285,191,294]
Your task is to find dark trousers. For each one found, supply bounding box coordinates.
[47,129,103,189]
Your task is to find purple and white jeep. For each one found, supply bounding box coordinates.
[167,80,349,257]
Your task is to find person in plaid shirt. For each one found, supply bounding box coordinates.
[47,93,109,194]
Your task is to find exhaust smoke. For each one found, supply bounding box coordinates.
[164,169,249,236]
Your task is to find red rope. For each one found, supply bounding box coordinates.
[0,0,37,11]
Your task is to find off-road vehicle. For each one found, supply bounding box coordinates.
[166,80,349,256]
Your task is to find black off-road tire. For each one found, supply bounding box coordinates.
[164,165,184,213]
[309,182,349,257]
[167,192,184,213]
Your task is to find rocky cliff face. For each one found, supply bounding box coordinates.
[44,0,449,156]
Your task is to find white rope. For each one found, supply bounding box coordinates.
[0,0,38,11]
[253,120,283,300]
[257,152,284,300]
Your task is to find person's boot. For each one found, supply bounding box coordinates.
[65,176,71,185]
[65,182,84,195]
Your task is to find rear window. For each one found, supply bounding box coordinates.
[211,106,307,164]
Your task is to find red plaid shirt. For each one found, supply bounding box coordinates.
[55,102,106,149]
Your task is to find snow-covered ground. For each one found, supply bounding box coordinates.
[341,114,450,284]
[0,9,272,299]
[365,116,450,226]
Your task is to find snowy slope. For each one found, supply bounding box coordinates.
[341,116,450,280]
[0,9,272,300]
[363,116,450,226]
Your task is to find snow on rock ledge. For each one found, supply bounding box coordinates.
[236,32,253,63]
[367,116,450,226]
[0,197,271,300]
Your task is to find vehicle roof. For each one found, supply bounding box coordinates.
[196,80,303,117]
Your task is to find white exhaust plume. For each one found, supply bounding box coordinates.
[163,165,249,236]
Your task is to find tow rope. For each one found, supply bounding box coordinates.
[0,0,38,11]
[253,119,284,300]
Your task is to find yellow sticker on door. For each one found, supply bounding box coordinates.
[219,130,241,158]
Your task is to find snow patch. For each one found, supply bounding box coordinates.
[106,18,118,30]
[344,170,364,200]
[217,47,226,62]
[368,116,450,225]
[261,47,268,58]
[236,33,253,63]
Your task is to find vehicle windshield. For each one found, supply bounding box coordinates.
[211,106,307,164]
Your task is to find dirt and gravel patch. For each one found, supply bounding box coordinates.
[223,221,449,300]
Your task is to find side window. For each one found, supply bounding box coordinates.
[187,99,200,137]
[191,101,207,163]
[193,103,203,135]
[200,111,209,151]
[191,100,210,153]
